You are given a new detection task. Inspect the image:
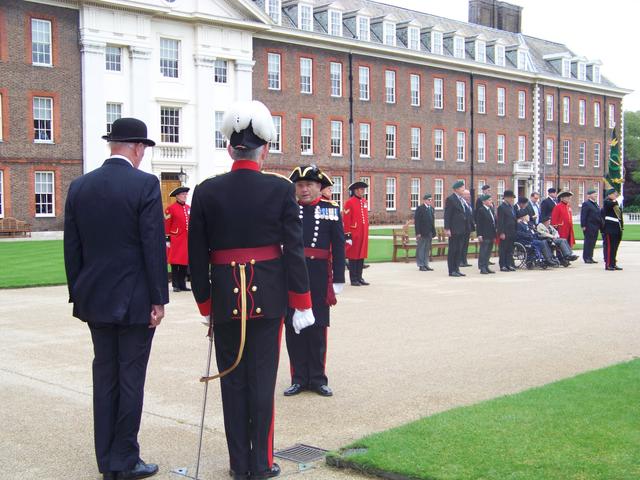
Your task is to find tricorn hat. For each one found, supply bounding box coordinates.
[170,186,190,197]
[221,101,276,150]
[349,181,368,190]
[558,191,573,199]
[289,165,333,188]
[102,117,155,146]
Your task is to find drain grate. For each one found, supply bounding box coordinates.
[274,444,328,463]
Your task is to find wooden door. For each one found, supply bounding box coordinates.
[160,173,181,211]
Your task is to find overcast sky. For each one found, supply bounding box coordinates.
[376,0,638,111]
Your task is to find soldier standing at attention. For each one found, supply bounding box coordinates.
[580,188,602,264]
[601,188,624,271]
[188,100,313,480]
[343,181,370,286]
[165,186,191,292]
[284,165,345,397]
[444,180,468,277]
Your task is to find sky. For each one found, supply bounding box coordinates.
[376,0,639,111]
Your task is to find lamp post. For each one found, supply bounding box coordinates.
[178,166,187,186]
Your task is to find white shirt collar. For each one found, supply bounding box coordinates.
[110,154,134,167]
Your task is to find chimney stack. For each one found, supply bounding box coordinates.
[469,0,522,34]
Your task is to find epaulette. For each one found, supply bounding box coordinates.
[197,173,222,186]
[262,171,292,183]
[320,198,340,207]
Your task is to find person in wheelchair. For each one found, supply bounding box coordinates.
[536,215,579,266]
[515,210,559,268]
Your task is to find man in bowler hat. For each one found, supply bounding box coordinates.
[64,118,168,479]
[540,187,558,220]
[165,186,191,292]
[497,190,517,271]
[580,188,602,263]
[444,180,468,277]
[475,194,497,274]
[414,194,436,271]
[343,181,370,285]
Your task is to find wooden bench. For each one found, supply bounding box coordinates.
[0,217,32,237]
[392,225,417,262]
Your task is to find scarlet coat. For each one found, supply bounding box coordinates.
[551,201,575,246]
[343,195,369,260]
[165,201,190,265]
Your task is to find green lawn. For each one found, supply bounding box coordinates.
[328,359,640,480]
[0,240,66,288]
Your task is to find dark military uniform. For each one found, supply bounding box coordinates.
[580,198,602,262]
[285,197,345,391]
[188,160,311,476]
[497,198,517,270]
[601,197,623,269]
[444,190,467,275]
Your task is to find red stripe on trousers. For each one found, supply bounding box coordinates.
[323,327,328,375]
[267,318,284,468]
[606,235,611,267]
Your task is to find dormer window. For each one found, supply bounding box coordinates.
[299,3,313,31]
[454,36,465,59]
[266,0,281,25]
[383,21,396,46]
[431,31,443,55]
[328,9,342,36]
[516,49,533,71]
[408,26,420,50]
[357,16,370,41]
[577,62,586,81]
[495,44,505,66]
[561,58,571,78]
[475,40,486,63]
[593,65,601,83]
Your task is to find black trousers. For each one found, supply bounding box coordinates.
[447,234,464,274]
[285,323,328,389]
[348,258,364,284]
[88,323,155,473]
[170,264,188,289]
[603,232,622,268]
[499,236,515,268]
[583,228,599,261]
[214,317,283,475]
[459,232,471,265]
[478,239,494,270]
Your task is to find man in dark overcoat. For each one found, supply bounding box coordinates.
[580,188,602,264]
[475,194,497,274]
[497,190,517,272]
[444,180,468,277]
[414,193,436,271]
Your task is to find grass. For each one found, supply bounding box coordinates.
[328,359,640,480]
[0,240,66,288]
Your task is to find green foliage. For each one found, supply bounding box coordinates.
[624,111,640,162]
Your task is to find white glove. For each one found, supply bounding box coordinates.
[201,315,210,326]
[346,239,353,246]
[333,283,345,295]
[166,241,171,248]
[292,308,315,334]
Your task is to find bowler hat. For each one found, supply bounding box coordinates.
[503,190,516,198]
[102,117,155,146]
[289,165,332,188]
[349,181,368,190]
[170,186,190,197]
[547,187,557,194]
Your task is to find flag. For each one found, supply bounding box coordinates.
[604,128,623,193]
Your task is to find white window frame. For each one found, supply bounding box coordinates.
[456,131,466,162]
[518,91,526,119]
[518,135,526,162]
[477,84,486,114]
[594,143,601,168]
[385,70,396,104]
[359,176,371,210]
[267,53,281,90]
[579,182,585,204]
[385,125,396,158]
[578,62,586,81]
[563,140,570,166]
[495,45,506,67]
[269,115,282,153]
[160,106,180,143]
[160,38,180,78]
[215,111,227,149]
[298,3,313,31]
[497,134,505,164]
[456,81,465,112]
[546,138,554,165]
[408,27,420,51]
[594,102,601,128]
[214,59,228,84]
[300,57,313,94]
[609,104,616,129]
[105,45,122,72]
[0,92,3,142]
[35,171,55,217]
[328,10,343,36]
[0,170,4,218]
[546,94,554,122]
[434,129,443,161]
[330,62,342,97]
[477,132,486,163]
[410,178,421,210]
[475,40,486,63]
[431,31,443,55]
[33,96,53,143]
[562,58,571,78]
[106,102,122,135]
[266,0,281,25]
[563,97,570,124]
[359,66,370,101]
[410,74,420,106]
[300,117,313,155]
[433,78,443,109]
[579,141,586,167]
[385,177,396,211]
[497,180,505,203]
[332,176,343,205]
[434,179,444,210]
[579,99,586,126]
[330,120,342,156]
[497,87,506,117]
[383,22,396,46]
[31,18,52,66]
[453,36,465,59]
[411,127,421,160]
[356,16,370,41]
[593,65,601,84]
[359,123,370,157]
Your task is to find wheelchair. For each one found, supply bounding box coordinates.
[513,241,548,270]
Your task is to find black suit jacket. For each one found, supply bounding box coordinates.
[444,193,466,235]
[476,206,497,240]
[497,201,517,237]
[414,204,436,237]
[540,197,557,220]
[580,200,602,232]
[64,157,169,325]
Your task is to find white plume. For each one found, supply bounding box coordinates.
[221,100,275,143]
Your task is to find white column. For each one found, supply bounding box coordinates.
[532,82,541,193]
[193,54,218,182]
[235,59,255,101]
[80,39,106,173]
[129,46,154,173]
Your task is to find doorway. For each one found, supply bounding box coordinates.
[161,172,181,211]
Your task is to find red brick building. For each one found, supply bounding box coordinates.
[0,0,82,231]
[251,0,628,222]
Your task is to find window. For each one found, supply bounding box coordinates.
[105,46,121,71]
[214,60,228,83]
[453,36,465,59]
[456,81,465,112]
[495,44,505,67]
[300,118,313,154]
[0,93,3,142]
[332,176,343,205]
[411,127,421,159]
[608,104,616,128]
[410,74,420,106]
[357,16,370,41]
[433,78,443,109]
[431,31,443,54]
[475,40,486,63]
[330,120,342,155]
[300,57,312,94]
[359,176,370,209]
[215,111,226,149]
[562,140,570,166]
[411,178,420,210]
[330,62,342,97]
[267,53,281,90]
[497,87,505,116]
[106,103,122,135]
[269,115,281,152]
[497,180,505,203]
[328,10,342,36]
[594,143,601,168]
[385,177,396,210]
[385,125,396,158]
[477,132,486,163]
[563,97,570,123]
[518,91,526,119]
[578,182,585,204]
[497,134,505,163]
[31,19,52,66]
[383,22,396,46]
[434,179,444,209]
[477,84,486,114]
[579,141,586,167]
[408,27,420,51]
[299,4,313,31]
[0,170,3,217]
[456,131,465,162]
[593,183,600,203]
[33,96,53,142]
[359,123,370,157]
[563,181,570,194]
[160,38,179,78]
[594,102,601,127]
[562,58,571,78]
[160,107,180,143]
[593,65,601,83]
[546,94,554,121]
[579,99,586,125]
[545,138,554,165]
[578,63,586,81]
[518,136,526,162]
[385,70,395,103]
[359,66,370,101]
[266,0,281,24]
[35,171,54,216]
[434,129,443,161]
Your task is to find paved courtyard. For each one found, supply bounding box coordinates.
[1,243,638,480]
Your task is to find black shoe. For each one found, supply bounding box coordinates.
[460,263,472,267]
[358,279,370,285]
[606,266,616,271]
[104,474,116,480]
[425,266,434,271]
[314,385,333,397]
[568,255,579,261]
[449,272,462,277]
[480,269,489,275]
[284,384,304,396]
[457,271,466,276]
[419,266,428,271]
[363,264,370,269]
[229,470,249,480]
[116,460,158,480]
[172,287,181,292]
[614,266,623,270]
[252,463,281,480]
[584,259,597,264]
[180,287,191,291]
[350,282,362,286]
[500,267,510,272]
[507,266,517,271]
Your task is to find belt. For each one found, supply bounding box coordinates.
[604,216,620,223]
[304,247,329,260]
[209,244,282,265]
